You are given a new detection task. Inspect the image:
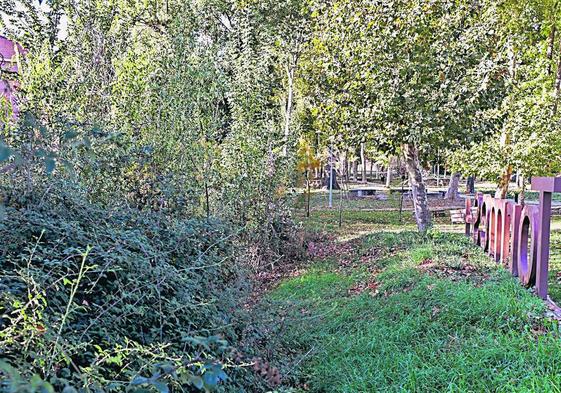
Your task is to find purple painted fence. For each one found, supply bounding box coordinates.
[464,177,561,299]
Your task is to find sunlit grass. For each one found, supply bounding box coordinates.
[266,232,561,392]
[293,190,463,240]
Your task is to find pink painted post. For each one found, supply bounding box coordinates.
[472,193,486,246]
[517,205,539,288]
[509,202,522,276]
[464,197,473,236]
[494,199,510,264]
[531,177,561,299]
[486,204,497,258]
[482,194,494,253]
[472,193,484,245]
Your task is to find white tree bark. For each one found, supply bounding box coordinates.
[360,142,367,183]
[445,172,461,200]
[352,159,358,181]
[403,144,431,231]
[385,157,392,188]
[282,64,295,156]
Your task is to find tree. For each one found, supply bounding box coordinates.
[448,0,561,199]
[445,172,461,200]
[297,137,320,217]
[303,0,503,231]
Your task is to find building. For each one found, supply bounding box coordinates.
[0,35,23,118]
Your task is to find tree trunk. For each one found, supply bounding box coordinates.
[495,165,513,199]
[338,173,345,227]
[323,165,340,190]
[283,64,295,156]
[360,142,367,183]
[352,160,358,182]
[445,172,461,200]
[553,37,561,115]
[343,153,349,183]
[385,157,392,188]
[306,171,311,218]
[403,144,431,232]
[548,25,557,75]
[466,176,475,194]
[495,124,513,199]
[519,176,526,207]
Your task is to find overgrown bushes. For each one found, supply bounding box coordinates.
[0,185,265,391]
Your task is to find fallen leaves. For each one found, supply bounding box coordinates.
[348,280,380,297]
[417,258,489,283]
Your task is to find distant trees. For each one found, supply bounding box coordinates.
[302,0,504,231]
[297,137,320,217]
[5,0,561,236]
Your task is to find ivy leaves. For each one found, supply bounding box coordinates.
[129,362,227,393]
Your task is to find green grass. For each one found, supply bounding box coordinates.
[254,191,561,392]
[547,220,561,303]
[298,190,403,211]
[262,231,561,392]
[293,191,456,239]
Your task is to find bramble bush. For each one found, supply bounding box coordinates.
[0,181,274,392]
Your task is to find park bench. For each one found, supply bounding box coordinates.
[450,209,465,224]
[427,191,447,198]
[392,190,445,199]
[450,207,478,224]
[349,188,377,197]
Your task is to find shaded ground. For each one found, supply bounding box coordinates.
[246,191,561,392]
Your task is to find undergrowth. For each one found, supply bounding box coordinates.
[0,185,294,392]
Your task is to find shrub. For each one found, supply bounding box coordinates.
[0,185,251,391]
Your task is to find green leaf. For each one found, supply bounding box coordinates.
[202,372,218,387]
[0,143,11,162]
[83,136,92,149]
[23,112,37,128]
[189,375,204,389]
[39,125,48,137]
[63,130,79,140]
[44,157,56,175]
[151,382,169,393]
[34,149,47,158]
[131,376,149,385]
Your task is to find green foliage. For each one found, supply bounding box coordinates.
[302,0,503,156]
[5,0,561,391]
[448,0,561,184]
[0,1,313,388]
[0,183,249,391]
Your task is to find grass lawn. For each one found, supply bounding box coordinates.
[251,192,561,392]
[546,218,561,303]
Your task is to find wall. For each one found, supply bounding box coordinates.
[0,35,22,118]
